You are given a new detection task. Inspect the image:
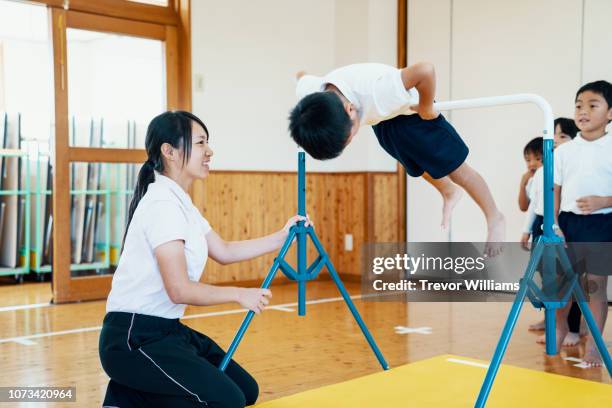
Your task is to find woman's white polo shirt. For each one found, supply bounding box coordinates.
[106,173,211,319]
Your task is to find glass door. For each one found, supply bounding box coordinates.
[51,7,181,302]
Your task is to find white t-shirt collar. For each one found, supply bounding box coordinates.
[154,172,193,208]
[574,132,609,145]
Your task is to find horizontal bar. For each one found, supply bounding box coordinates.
[32,190,134,195]
[0,191,29,195]
[0,266,29,274]
[0,148,28,157]
[434,93,554,139]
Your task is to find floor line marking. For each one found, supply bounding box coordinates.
[394,326,432,335]
[0,294,366,345]
[268,306,295,312]
[0,302,51,313]
[0,326,103,345]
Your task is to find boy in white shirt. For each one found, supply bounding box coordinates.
[289,63,505,255]
[522,119,579,249]
[553,80,612,366]
[518,137,543,214]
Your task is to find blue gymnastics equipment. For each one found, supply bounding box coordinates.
[433,94,612,407]
[218,151,389,372]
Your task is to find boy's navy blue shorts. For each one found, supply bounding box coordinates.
[559,211,612,276]
[531,214,544,242]
[372,113,469,179]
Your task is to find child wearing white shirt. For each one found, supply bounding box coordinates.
[290,63,505,256]
[553,81,612,367]
[518,137,543,214]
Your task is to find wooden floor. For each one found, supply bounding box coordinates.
[0,279,611,407]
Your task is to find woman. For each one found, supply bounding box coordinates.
[99,111,309,407]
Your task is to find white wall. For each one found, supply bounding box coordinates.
[191,0,397,172]
[406,0,612,243]
[582,0,612,83]
[406,0,453,242]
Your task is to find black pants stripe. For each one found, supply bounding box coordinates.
[99,312,258,408]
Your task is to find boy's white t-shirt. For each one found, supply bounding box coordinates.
[106,173,211,319]
[554,132,612,215]
[522,167,544,233]
[296,63,419,125]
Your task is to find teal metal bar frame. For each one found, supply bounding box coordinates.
[219,152,389,372]
[432,94,611,406]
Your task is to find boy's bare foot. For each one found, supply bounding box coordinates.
[441,187,463,229]
[562,332,581,347]
[580,318,588,337]
[529,319,545,331]
[536,321,568,347]
[583,339,603,367]
[484,212,505,257]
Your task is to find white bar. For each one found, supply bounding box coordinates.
[433,93,554,140]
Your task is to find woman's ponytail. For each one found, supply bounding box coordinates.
[122,158,157,250]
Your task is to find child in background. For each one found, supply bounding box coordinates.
[553,81,612,366]
[522,119,579,250]
[518,137,543,213]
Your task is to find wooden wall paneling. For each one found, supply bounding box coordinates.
[334,173,365,277]
[196,172,376,284]
[373,174,399,242]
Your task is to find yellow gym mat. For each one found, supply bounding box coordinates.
[256,354,612,407]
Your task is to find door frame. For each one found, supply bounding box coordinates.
[48,0,191,303]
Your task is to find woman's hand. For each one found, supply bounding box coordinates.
[280,214,313,238]
[237,288,272,315]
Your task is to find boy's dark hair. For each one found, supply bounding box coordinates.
[288,92,352,160]
[554,117,579,139]
[575,80,612,123]
[523,137,543,156]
